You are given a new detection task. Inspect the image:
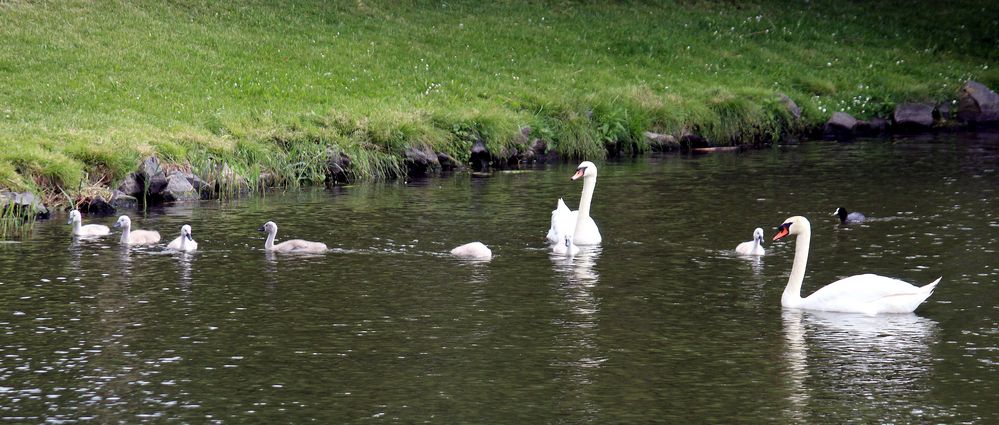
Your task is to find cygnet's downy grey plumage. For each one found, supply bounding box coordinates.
[167,224,198,252]
[450,242,492,260]
[735,227,765,256]
[113,215,161,245]
[833,207,866,224]
[67,209,110,237]
[258,221,328,253]
[552,235,580,257]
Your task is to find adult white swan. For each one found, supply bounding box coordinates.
[167,224,198,252]
[67,209,110,237]
[545,161,601,246]
[772,216,939,314]
[113,215,161,245]
[735,227,765,256]
[258,221,328,253]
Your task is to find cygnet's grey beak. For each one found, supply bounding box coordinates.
[257,225,266,232]
[113,222,121,228]
[186,233,194,241]
[66,218,73,225]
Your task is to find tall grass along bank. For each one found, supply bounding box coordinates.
[1,0,997,204]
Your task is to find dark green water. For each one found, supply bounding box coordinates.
[2,133,997,423]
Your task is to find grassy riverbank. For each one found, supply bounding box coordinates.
[1,0,997,197]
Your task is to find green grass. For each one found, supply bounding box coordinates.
[1,0,997,197]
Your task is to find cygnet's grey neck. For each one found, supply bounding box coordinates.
[119,223,131,244]
[264,228,277,250]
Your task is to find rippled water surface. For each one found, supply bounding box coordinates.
[2,133,998,423]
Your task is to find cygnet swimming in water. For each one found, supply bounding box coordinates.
[735,227,765,256]
[551,235,580,257]
[167,224,198,252]
[257,221,328,253]
[67,209,110,237]
[113,215,161,245]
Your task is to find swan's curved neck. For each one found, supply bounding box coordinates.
[179,234,188,250]
[265,229,276,250]
[577,174,596,219]
[119,223,131,244]
[783,229,810,307]
[72,219,81,233]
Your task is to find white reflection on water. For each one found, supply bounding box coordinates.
[550,246,601,284]
[549,246,603,421]
[177,252,193,287]
[782,309,939,421]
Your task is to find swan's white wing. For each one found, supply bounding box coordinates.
[572,216,601,245]
[547,198,577,243]
[276,239,328,253]
[128,230,161,245]
[801,274,934,313]
[78,224,111,236]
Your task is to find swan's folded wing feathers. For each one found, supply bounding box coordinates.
[803,274,924,310]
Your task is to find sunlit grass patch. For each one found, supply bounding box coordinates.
[0,0,996,202]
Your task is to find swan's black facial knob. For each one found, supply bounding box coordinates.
[773,222,792,241]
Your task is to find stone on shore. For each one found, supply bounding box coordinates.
[823,112,857,139]
[957,80,999,124]
[855,117,888,136]
[117,173,142,197]
[162,172,200,202]
[139,156,168,195]
[645,131,680,151]
[893,103,935,132]
[110,190,138,210]
[437,152,458,170]
[77,195,115,215]
[470,139,491,172]
[326,150,352,185]
[778,93,802,119]
[404,145,440,176]
[0,191,49,219]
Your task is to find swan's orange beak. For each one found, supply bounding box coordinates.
[772,223,791,241]
[571,168,585,180]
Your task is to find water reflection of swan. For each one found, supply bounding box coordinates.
[178,252,194,287]
[549,246,602,419]
[782,309,938,421]
[550,246,601,283]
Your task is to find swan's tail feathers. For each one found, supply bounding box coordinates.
[547,198,571,243]
[902,277,942,313]
[921,277,942,296]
